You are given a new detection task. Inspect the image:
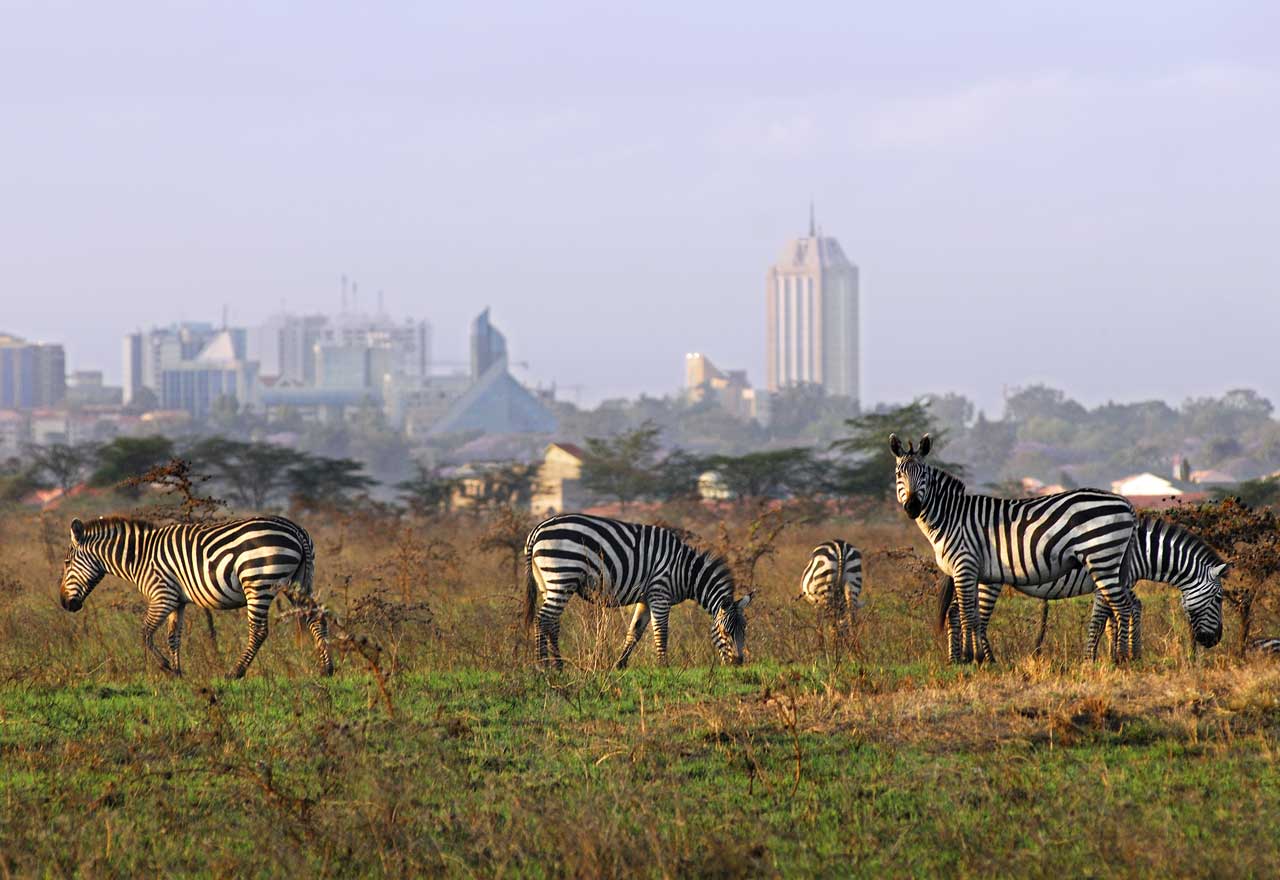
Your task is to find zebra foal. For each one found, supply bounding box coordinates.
[524,513,753,669]
[799,540,864,627]
[59,515,332,678]
[891,433,1142,663]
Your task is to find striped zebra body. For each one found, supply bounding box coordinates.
[1250,638,1280,655]
[59,515,331,678]
[940,515,1227,661]
[891,433,1141,663]
[523,513,753,669]
[800,540,864,624]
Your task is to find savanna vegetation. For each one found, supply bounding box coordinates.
[2,474,1280,877]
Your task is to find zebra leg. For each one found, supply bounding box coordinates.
[165,605,186,676]
[945,597,964,663]
[649,599,671,665]
[976,583,1000,664]
[536,603,566,671]
[616,604,650,670]
[230,591,273,679]
[1088,566,1139,662]
[1085,595,1111,661]
[141,600,179,675]
[953,569,988,664]
[305,606,334,676]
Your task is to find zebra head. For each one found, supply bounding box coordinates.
[60,518,106,613]
[890,433,933,519]
[712,592,754,665]
[1183,560,1228,648]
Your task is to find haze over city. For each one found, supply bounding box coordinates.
[3,2,1278,412]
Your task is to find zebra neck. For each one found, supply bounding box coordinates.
[916,478,966,542]
[89,521,158,584]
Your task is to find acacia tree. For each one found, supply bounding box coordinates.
[703,448,824,502]
[186,438,301,510]
[24,441,99,494]
[288,455,376,512]
[580,422,662,513]
[829,400,961,499]
[90,436,176,496]
[397,465,460,517]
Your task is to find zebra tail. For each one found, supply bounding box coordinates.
[935,574,955,635]
[523,541,537,628]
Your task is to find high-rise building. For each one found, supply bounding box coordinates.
[122,322,221,405]
[470,308,508,379]
[0,333,66,409]
[765,208,859,402]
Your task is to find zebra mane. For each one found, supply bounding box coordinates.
[80,516,156,538]
[1147,517,1225,567]
[692,547,740,603]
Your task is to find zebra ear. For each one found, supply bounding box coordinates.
[889,434,904,457]
[737,591,755,610]
[1212,562,1230,579]
[70,518,85,544]
[918,434,932,457]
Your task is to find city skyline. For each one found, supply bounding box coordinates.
[2,4,1278,415]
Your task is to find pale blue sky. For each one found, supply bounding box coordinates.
[2,2,1277,414]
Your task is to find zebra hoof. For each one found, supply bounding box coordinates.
[227,669,247,681]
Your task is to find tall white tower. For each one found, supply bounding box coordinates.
[765,207,859,402]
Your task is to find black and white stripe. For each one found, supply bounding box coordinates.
[799,540,863,624]
[939,515,1227,661]
[891,433,1141,663]
[523,513,753,669]
[59,515,331,678]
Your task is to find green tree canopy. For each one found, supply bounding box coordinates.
[580,422,663,513]
[703,448,824,500]
[397,465,460,517]
[829,400,962,499]
[90,436,176,492]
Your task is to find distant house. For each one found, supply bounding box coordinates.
[698,470,732,501]
[1111,473,1183,497]
[1190,469,1238,486]
[531,442,590,516]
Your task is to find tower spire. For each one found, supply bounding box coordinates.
[809,200,816,237]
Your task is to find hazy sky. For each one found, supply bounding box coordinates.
[2,2,1277,415]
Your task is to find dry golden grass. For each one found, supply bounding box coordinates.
[3,496,1280,876]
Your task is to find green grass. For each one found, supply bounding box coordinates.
[2,664,1278,877]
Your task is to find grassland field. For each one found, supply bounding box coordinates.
[1,499,1278,878]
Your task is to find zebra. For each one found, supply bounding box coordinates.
[1250,638,1280,655]
[891,433,1141,663]
[799,540,864,628]
[523,513,754,669]
[59,515,331,678]
[937,515,1227,661]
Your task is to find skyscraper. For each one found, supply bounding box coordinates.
[765,208,859,403]
[0,333,65,409]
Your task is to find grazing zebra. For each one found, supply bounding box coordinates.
[938,515,1227,661]
[59,515,331,678]
[523,513,753,669]
[799,540,864,626]
[891,433,1140,663]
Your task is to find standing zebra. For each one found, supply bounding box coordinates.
[891,433,1141,663]
[938,515,1227,661]
[59,515,331,678]
[799,540,864,626]
[524,513,753,669]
